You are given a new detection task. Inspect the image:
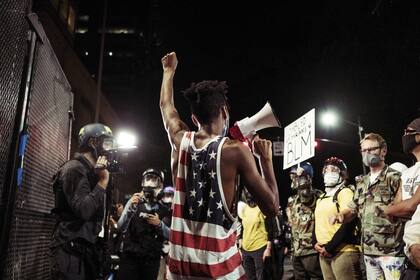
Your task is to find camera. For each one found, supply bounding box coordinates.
[137,201,159,220]
[103,148,128,173]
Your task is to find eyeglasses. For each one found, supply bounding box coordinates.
[360,146,381,153]
[323,165,340,173]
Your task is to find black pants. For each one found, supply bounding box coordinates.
[50,243,96,280]
[263,246,286,280]
[117,254,160,280]
[242,246,266,280]
[401,260,420,280]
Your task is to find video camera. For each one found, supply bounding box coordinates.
[103,148,128,173]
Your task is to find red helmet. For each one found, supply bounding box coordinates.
[323,157,348,179]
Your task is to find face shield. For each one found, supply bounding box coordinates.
[95,136,115,158]
[102,137,114,151]
[141,173,163,200]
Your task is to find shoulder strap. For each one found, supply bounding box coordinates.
[332,184,353,212]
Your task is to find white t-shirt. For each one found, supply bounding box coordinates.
[402,162,420,259]
[401,162,420,200]
[404,205,420,259]
[370,170,381,184]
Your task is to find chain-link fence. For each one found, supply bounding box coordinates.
[0,0,73,278]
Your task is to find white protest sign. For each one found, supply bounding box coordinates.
[283,109,315,169]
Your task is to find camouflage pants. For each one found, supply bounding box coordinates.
[363,255,405,280]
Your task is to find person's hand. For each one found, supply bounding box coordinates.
[284,247,289,255]
[314,243,323,253]
[252,136,272,161]
[146,213,161,226]
[329,213,344,225]
[320,247,332,258]
[130,193,142,206]
[262,247,271,261]
[95,156,109,189]
[161,52,178,76]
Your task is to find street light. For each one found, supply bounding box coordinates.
[116,131,138,149]
[320,110,366,175]
[320,111,338,127]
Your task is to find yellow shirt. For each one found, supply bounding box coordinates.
[314,188,359,252]
[239,204,268,251]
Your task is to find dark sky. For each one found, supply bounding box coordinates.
[77,0,420,204]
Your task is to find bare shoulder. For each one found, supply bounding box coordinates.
[221,139,251,156]
[172,129,189,150]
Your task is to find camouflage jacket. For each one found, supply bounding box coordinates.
[286,189,324,257]
[349,165,404,256]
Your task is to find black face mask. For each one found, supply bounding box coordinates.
[143,187,156,201]
[402,134,419,154]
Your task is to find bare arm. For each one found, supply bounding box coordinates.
[159,52,189,150]
[237,137,279,216]
[385,183,420,218]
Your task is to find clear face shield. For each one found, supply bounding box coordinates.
[142,174,163,200]
[102,137,115,151]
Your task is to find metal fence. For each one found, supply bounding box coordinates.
[0,1,74,278]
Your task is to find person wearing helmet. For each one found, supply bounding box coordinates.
[50,123,114,280]
[117,168,171,280]
[286,162,323,279]
[314,157,362,280]
[160,186,175,206]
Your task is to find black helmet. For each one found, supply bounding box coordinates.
[78,123,114,148]
[323,157,348,179]
[142,168,164,182]
[141,168,164,189]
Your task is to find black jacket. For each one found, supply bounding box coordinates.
[51,153,106,246]
[122,200,171,259]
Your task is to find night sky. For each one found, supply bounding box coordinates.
[76,0,420,205]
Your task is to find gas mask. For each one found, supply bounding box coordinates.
[402,134,419,154]
[296,176,313,204]
[323,171,342,187]
[362,152,381,167]
[141,173,162,202]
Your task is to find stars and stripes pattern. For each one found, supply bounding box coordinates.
[168,131,245,279]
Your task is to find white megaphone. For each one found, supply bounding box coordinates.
[229,101,281,143]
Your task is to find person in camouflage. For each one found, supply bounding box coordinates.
[286,162,323,279]
[331,133,404,280]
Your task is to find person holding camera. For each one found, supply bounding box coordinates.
[50,123,114,280]
[117,168,171,280]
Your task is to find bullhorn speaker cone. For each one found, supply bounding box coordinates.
[230,101,281,141]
